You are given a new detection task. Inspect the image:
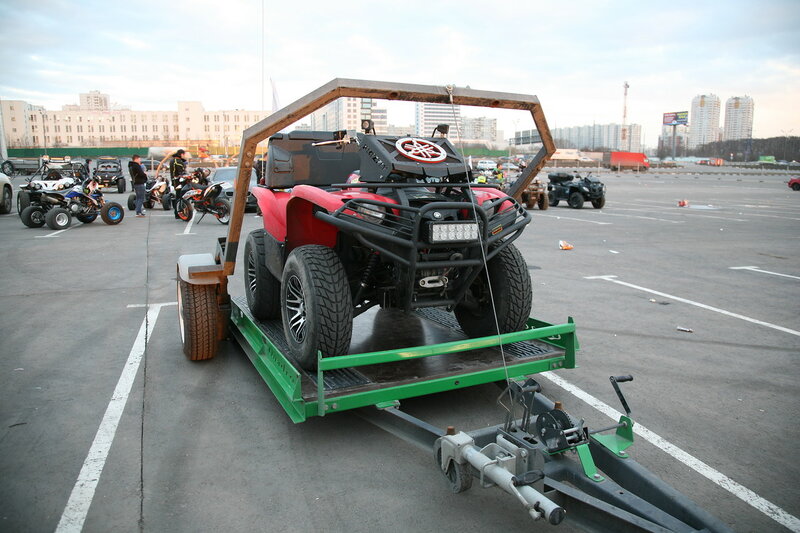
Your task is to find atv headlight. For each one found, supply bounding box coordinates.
[356,204,386,224]
[428,221,479,243]
[581,186,589,192]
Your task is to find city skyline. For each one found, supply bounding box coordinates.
[0,0,796,146]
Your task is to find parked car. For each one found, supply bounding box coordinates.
[0,171,12,214]
[788,177,800,191]
[210,166,259,211]
[547,171,606,209]
[93,156,126,193]
[475,159,496,171]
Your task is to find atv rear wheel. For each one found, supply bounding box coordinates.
[45,207,71,230]
[591,196,606,209]
[101,202,125,224]
[177,279,219,361]
[245,230,281,320]
[281,245,352,370]
[548,191,558,207]
[127,193,136,211]
[568,191,584,209]
[455,243,532,338]
[793,183,800,191]
[20,205,46,228]
[162,193,172,210]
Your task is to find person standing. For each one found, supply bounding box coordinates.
[129,154,148,217]
[169,150,189,218]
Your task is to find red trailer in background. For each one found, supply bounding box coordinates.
[603,151,650,171]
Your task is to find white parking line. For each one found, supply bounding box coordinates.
[535,213,612,225]
[35,227,74,238]
[730,266,800,280]
[177,216,195,235]
[539,371,800,532]
[584,275,800,337]
[624,202,749,222]
[55,302,176,533]
[591,212,684,224]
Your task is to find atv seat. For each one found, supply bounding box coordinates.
[548,172,574,183]
[266,131,360,189]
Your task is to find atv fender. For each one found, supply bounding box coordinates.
[252,187,290,241]
[285,196,339,253]
[472,187,514,210]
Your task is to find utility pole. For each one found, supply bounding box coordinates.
[622,81,629,151]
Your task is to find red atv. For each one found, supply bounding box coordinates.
[789,177,800,191]
[245,129,533,369]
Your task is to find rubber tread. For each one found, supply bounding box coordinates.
[282,245,352,370]
[179,280,219,361]
[245,229,281,320]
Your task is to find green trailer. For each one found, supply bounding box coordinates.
[175,79,732,532]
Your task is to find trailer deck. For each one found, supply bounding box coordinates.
[230,296,576,422]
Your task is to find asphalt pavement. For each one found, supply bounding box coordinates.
[0,167,798,532]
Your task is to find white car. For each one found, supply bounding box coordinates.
[0,171,12,214]
[475,159,496,171]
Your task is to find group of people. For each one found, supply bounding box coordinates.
[127,149,195,218]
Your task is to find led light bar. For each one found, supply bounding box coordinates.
[428,221,479,243]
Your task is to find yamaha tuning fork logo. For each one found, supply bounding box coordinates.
[395,138,447,163]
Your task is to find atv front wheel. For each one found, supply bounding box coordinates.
[127,193,136,211]
[17,190,30,214]
[281,245,352,370]
[568,192,584,209]
[793,183,800,191]
[245,230,281,320]
[45,207,72,230]
[538,191,549,210]
[117,179,126,193]
[592,196,606,209]
[101,202,125,224]
[548,191,558,207]
[162,193,172,210]
[455,244,532,338]
[20,205,46,227]
[177,279,219,361]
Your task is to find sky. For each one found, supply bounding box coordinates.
[1,0,798,147]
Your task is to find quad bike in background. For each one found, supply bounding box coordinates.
[21,176,124,230]
[174,168,232,224]
[547,171,606,209]
[93,156,126,193]
[127,176,175,211]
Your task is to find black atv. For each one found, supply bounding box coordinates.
[547,171,606,209]
[94,157,126,193]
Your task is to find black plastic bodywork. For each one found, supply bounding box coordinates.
[94,157,124,187]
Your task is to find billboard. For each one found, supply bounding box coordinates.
[663,111,688,126]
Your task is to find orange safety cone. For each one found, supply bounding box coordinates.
[559,240,574,250]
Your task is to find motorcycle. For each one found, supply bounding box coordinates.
[21,177,125,230]
[127,177,175,211]
[174,168,232,224]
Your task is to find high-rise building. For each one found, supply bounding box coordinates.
[535,123,642,152]
[461,116,497,143]
[371,107,388,134]
[415,102,461,137]
[688,94,721,149]
[723,96,754,141]
[309,97,374,132]
[79,91,110,110]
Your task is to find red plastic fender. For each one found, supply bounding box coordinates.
[472,187,514,211]
[252,187,291,241]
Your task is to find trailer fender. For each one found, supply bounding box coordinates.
[253,187,290,241]
[177,253,221,285]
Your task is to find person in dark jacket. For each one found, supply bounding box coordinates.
[170,150,189,218]
[129,154,149,217]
